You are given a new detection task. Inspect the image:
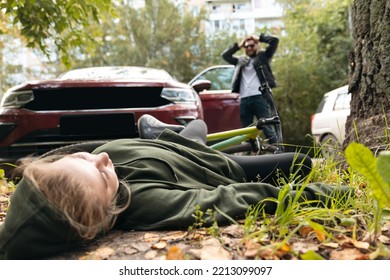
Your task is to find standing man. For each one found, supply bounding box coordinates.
[222,33,279,144]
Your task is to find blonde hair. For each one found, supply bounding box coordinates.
[16,155,130,240]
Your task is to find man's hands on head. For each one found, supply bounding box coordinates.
[239,35,260,48]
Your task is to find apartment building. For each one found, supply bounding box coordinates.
[186,0,284,36]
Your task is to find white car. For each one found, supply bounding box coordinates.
[311,85,351,156]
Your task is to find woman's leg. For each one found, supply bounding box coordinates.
[179,120,312,184]
[225,152,312,185]
[139,115,311,184]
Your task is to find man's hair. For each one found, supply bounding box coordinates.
[244,36,257,44]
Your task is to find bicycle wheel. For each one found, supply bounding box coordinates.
[220,141,254,155]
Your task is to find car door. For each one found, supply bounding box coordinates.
[189,65,241,133]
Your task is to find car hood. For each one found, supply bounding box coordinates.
[8,77,189,92]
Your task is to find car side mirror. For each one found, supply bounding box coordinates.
[191,80,211,93]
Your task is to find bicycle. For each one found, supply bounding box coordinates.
[206,116,282,155]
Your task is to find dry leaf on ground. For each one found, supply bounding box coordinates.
[190,237,232,260]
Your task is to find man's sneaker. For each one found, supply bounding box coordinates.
[137,114,185,139]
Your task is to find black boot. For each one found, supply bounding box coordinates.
[137,114,185,139]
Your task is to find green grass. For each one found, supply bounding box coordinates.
[249,143,389,259]
[188,142,390,259]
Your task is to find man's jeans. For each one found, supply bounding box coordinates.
[239,94,278,144]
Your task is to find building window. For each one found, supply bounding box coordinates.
[212,5,220,12]
[240,19,245,29]
[214,20,220,30]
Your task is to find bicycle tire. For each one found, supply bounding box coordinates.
[220,138,281,155]
[220,142,254,155]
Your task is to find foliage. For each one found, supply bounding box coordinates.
[273,0,353,146]
[0,0,111,65]
[345,142,390,237]
[65,0,236,82]
[345,143,390,206]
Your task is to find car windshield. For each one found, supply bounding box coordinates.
[59,67,173,80]
[194,67,234,91]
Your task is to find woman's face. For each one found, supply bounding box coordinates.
[49,152,119,205]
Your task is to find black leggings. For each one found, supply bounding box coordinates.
[180,120,312,185]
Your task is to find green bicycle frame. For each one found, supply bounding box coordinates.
[207,126,259,151]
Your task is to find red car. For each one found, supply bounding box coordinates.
[189,65,240,133]
[0,65,239,161]
[0,66,205,160]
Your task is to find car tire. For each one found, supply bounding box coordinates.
[320,134,341,158]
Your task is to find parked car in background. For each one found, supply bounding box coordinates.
[311,85,351,156]
[189,65,241,133]
[0,66,204,161]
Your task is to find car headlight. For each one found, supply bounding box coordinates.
[1,90,34,108]
[161,88,196,104]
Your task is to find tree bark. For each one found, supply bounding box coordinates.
[344,0,390,152]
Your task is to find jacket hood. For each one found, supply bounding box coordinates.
[0,178,83,259]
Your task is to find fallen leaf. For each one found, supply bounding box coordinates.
[257,247,279,260]
[160,231,187,242]
[151,240,168,250]
[129,242,150,252]
[144,233,160,242]
[274,243,292,258]
[242,239,262,258]
[350,239,370,250]
[221,224,245,238]
[322,242,339,249]
[144,250,158,260]
[382,222,390,234]
[299,225,313,238]
[124,247,138,255]
[80,247,115,260]
[187,231,204,241]
[378,235,390,244]
[165,245,185,260]
[314,229,326,242]
[292,241,319,254]
[190,238,232,260]
[330,248,365,260]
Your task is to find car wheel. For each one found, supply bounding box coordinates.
[320,134,341,158]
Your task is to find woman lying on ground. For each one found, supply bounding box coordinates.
[0,115,353,259]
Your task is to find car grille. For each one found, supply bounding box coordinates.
[24,87,170,111]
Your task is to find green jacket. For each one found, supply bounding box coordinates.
[0,130,352,259]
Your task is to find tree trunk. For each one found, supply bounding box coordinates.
[344,0,390,152]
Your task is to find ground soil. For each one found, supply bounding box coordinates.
[48,227,249,260]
